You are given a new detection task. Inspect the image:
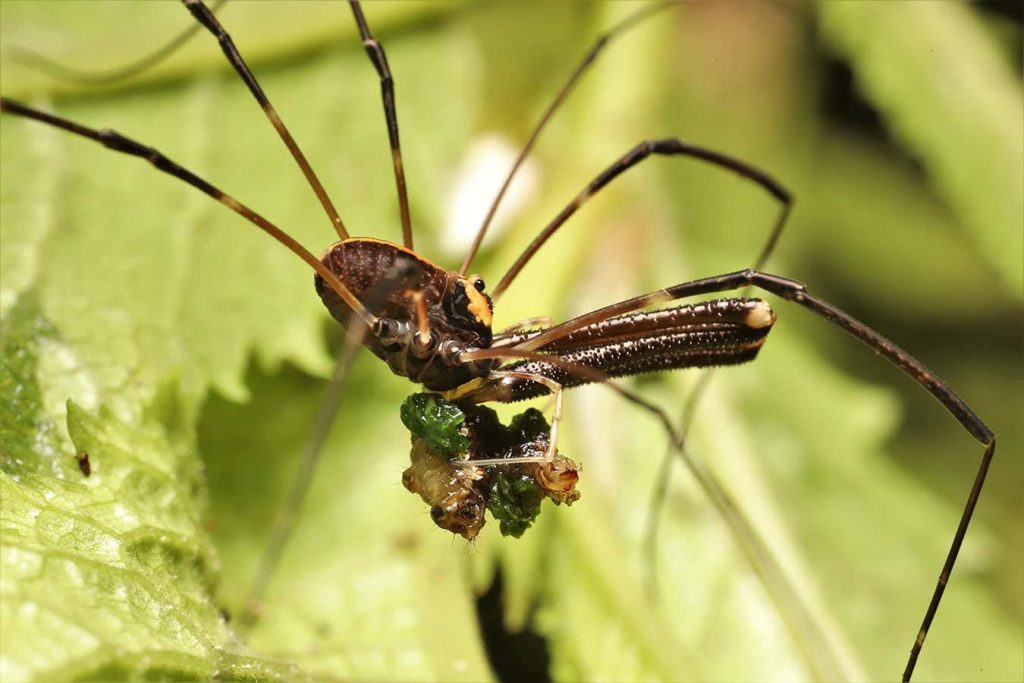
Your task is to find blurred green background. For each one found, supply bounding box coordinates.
[1,2,1021,681]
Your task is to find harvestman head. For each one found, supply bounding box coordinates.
[0,1,996,680]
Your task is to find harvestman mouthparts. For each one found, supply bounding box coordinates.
[0,1,996,680]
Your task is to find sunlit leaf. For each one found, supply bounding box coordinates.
[0,301,307,683]
[818,2,1024,296]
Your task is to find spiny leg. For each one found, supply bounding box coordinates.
[515,268,993,443]
[182,0,348,240]
[348,1,413,249]
[491,138,792,300]
[5,0,228,86]
[0,98,373,324]
[459,1,674,276]
[506,268,994,680]
[472,299,776,395]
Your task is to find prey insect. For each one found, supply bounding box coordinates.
[0,1,997,681]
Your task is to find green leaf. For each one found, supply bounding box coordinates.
[818,2,1024,296]
[0,301,305,683]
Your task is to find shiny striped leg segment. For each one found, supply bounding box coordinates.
[182,0,348,240]
[348,0,413,249]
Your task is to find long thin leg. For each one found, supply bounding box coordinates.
[643,369,714,593]
[497,316,557,334]
[348,1,413,250]
[6,0,228,86]
[0,98,374,325]
[458,1,674,276]
[491,138,792,300]
[505,268,995,680]
[182,0,348,241]
[491,316,557,343]
[237,333,362,630]
[458,370,564,467]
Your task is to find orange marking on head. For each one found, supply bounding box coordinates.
[464,277,492,328]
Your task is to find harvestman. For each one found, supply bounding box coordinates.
[0,1,996,680]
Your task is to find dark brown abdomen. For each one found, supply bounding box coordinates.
[315,238,449,325]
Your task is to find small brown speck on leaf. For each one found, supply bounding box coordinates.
[76,451,91,477]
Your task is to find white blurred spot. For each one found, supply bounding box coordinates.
[441,133,539,261]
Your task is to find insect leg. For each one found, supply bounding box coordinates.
[491,138,791,300]
[237,330,363,630]
[459,1,674,276]
[643,368,714,589]
[458,370,565,467]
[348,1,413,249]
[182,0,348,240]
[5,0,228,86]
[491,316,557,343]
[0,98,374,325]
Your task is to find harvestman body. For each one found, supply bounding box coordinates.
[0,1,996,680]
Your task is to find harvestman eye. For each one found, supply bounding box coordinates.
[0,1,1001,681]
